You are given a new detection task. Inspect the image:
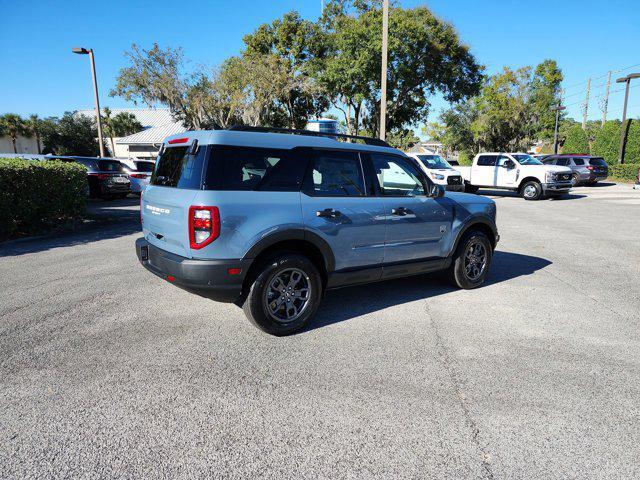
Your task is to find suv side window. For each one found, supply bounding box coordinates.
[556,158,570,166]
[306,150,365,197]
[543,158,556,165]
[152,145,206,189]
[371,154,426,196]
[572,158,585,166]
[477,155,498,166]
[206,146,307,191]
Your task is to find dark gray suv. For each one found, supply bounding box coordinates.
[542,155,608,185]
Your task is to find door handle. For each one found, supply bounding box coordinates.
[316,208,341,218]
[391,207,411,216]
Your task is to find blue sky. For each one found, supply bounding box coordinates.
[1,0,639,128]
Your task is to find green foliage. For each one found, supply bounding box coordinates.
[561,124,589,154]
[0,113,29,153]
[608,163,639,182]
[622,120,640,163]
[318,1,482,135]
[42,112,100,156]
[592,121,620,164]
[457,151,473,165]
[385,129,420,150]
[0,158,86,241]
[436,60,563,154]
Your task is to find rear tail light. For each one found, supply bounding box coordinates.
[130,173,147,179]
[89,173,110,180]
[586,166,594,170]
[189,206,220,249]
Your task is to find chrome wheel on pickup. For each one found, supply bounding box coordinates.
[521,180,542,201]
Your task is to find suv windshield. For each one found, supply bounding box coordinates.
[97,160,123,172]
[134,161,155,172]
[589,158,607,166]
[416,155,452,170]
[513,154,543,165]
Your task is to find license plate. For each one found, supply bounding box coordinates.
[114,176,128,183]
[140,245,148,261]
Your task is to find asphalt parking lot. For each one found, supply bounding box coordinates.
[1,183,639,479]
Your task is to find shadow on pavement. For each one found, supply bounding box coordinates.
[478,189,587,200]
[306,250,552,332]
[0,197,141,258]
[583,182,616,188]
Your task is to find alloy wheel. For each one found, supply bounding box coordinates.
[265,268,311,323]
[464,241,487,281]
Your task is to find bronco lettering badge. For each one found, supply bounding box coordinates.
[146,204,171,215]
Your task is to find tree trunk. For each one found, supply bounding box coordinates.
[109,136,116,157]
[11,136,17,153]
[36,134,41,154]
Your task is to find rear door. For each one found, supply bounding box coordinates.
[472,155,499,186]
[370,153,453,263]
[300,149,386,273]
[142,144,206,258]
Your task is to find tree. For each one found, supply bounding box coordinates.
[561,124,589,154]
[42,112,100,156]
[316,1,483,136]
[26,114,45,154]
[527,59,563,141]
[101,107,117,156]
[243,11,328,129]
[111,44,215,129]
[385,128,420,150]
[111,112,143,137]
[0,114,29,153]
[592,120,620,164]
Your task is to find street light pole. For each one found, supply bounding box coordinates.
[73,47,106,157]
[615,73,640,164]
[551,105,566,155]
[379,0,389,141]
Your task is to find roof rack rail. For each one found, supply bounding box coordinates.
[228,125,391,148]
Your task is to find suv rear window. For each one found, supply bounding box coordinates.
[205,146,308,191]
[589,158,607,166]
[97,160,122,172]
[572,158,585,165]
[135,161,155,172]
[151,146,205,189]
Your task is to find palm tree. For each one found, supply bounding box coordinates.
[26,114,43,154]
[101,107,116,156]
[0,114,29,153]
[111,112,143,137]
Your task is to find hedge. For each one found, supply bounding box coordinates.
[0,158,87,241]
[608,163,640,183]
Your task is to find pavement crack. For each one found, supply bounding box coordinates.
[425,302,496,480]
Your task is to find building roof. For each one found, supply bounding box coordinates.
[76,108,177,129]
[116,122,188,146]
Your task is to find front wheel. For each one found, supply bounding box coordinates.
[571,173,580,187]
[464,182,479,194]
[242,253,323,335]
[521,180,542,200]
[447,230,493,289]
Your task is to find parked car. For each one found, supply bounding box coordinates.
[406,153,464,191]
[50,156,131,199]
[447,159,460,166]
[542,155,608,185]
[455,152,573,200]
[119,158,155,195]
[135,127,499,335]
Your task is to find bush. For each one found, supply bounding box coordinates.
[561,124,589,154]
[608,163,640,183]
[0,158,87,241]
[592,120,621,165]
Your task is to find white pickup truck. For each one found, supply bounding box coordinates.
[456,152,573,200]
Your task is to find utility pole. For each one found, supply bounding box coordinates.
[601,71,611,126]
[551,105,566,154]
[379,0,389,140]
[581,77,590,130]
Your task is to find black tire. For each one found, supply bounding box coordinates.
[464,183,479,194]
[242,253,323,336]
[571,173,580,187]
[446,230,493,289]
[521,180,542,200]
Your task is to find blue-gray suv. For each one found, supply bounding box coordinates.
[135,127,499,335]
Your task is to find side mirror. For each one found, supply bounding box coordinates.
[503,160,515,169]
[429,184,445,198]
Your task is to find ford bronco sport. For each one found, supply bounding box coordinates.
[136,127,499,335]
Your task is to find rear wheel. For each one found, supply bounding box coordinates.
[447,230,493,289]
[521,180,542,200]
[242,253,323,335]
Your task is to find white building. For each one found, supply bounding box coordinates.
[77,108,186,160]
[0,135,39,155]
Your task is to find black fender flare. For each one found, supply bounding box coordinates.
[242,229,336,273]
[449,215,498,257]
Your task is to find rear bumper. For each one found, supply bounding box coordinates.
[445,184,465,192]
[135,237,251,303]
[102,182,131,194]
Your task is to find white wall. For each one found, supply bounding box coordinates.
[0,136,39,154]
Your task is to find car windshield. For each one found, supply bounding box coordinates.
[416,155,452,169]
[513,154,543,165]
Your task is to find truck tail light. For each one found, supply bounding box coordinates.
[130,173,147,179]
[189,206,220,249]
